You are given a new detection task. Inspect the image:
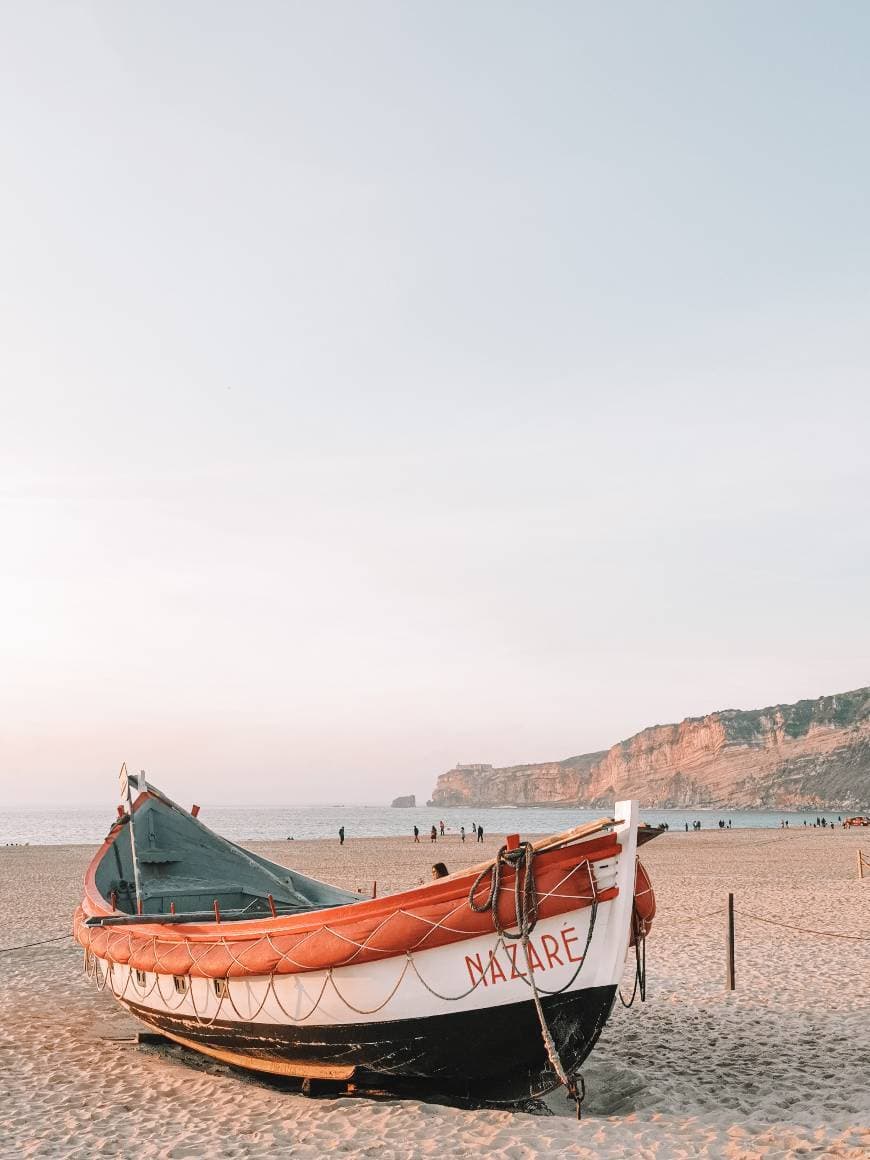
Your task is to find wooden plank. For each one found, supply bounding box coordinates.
[141,1024,356,1081]
[725,892,735,991]
[438,815,617,885]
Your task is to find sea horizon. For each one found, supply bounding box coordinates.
[0,802,851,846]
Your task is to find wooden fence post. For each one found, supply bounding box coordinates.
[725,892,735,991]
[859,851,865,880]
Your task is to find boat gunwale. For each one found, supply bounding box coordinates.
[78,792,622,944]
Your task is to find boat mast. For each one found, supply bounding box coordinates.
[119,763,144,914]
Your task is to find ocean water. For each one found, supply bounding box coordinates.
[0,803,843,846]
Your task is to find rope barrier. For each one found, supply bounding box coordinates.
[0,933,70,954]
[656,907,726,924]
[734,910,870,942]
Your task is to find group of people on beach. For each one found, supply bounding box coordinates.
[784,816,841,828]
[336,811,848,845]
[412,822,484,843]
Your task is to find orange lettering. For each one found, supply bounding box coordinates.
[465,953,488,987]
[561,927,583,964]
[488,951,506,985]
[506,944,523,980]
[541,933,563,969]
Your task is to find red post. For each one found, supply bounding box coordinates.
[373,881,377,898]
[506,833,520,851]
[267,894,277,918]
[110,890,117,911]
[213,899,221,923]
[191,804,200,818]
[170,901,176,914]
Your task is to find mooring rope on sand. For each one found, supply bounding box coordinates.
[0,933,71,954]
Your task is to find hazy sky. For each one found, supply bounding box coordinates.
[1,3,868,807]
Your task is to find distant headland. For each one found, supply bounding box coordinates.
[428,686,870,811]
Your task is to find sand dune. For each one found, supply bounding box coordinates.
[1,828,868,1158]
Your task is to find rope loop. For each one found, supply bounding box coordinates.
[468,841,539,941]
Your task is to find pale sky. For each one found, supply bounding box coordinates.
[1,3,868,807]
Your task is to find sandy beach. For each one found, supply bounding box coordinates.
[1,826,868,1159]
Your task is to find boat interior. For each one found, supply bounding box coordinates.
[88,782,361,926]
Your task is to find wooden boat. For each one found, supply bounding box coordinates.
[74,776,657,1106]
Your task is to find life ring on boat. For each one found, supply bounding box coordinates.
[632,859,655,937]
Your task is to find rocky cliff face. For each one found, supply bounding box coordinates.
[429,687,870,810]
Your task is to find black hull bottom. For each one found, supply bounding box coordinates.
[123,984,617,1103]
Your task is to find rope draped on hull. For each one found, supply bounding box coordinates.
[469,840,604,1117]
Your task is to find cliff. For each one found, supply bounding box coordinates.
[429,686,870,810]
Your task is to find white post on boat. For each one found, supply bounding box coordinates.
[119,763,144,916]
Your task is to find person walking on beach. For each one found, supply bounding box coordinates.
[477,824,484,843]
[439,820,445,836]
[685,822,689,832]
[430,825,437,843]
[460,826,466,843]
[339,826,345,846]
[413,825,420,843]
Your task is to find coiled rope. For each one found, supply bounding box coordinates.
[469,840,591,1119]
